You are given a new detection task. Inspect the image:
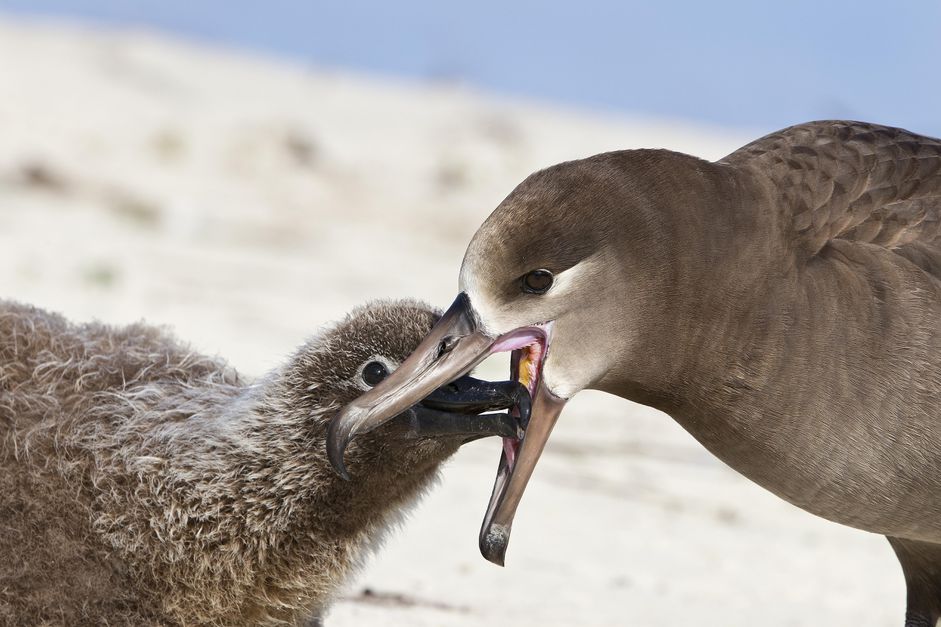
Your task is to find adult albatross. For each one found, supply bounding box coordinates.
[329,120,941,626]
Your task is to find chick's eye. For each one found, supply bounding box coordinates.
[361,360,389,386]
[521,269,553,294]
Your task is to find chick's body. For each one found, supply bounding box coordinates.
[0,300,454,625]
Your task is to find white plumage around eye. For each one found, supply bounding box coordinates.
[550,254,604,295]
[354,354,400,390]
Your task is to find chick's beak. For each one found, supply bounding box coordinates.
[327,293,495,479]
[398,376,531,442]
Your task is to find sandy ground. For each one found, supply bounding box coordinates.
[0,17,906,626]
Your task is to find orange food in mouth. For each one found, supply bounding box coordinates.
[505,339,546,467]
[512,340,545,396]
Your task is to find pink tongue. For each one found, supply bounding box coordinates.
[494,331,541,471]
[492,329,543,353]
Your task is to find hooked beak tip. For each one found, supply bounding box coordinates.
[476,378,567,567]
[479,523,510,566]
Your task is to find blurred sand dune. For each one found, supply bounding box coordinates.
[0,17,901,626]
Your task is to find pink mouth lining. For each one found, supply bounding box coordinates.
[489,324,552,470]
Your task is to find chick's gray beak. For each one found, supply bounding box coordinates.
[327,293,495,479]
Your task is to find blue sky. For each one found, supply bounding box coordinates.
[3,0,940,137]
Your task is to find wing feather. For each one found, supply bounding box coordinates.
[721,121,941,266]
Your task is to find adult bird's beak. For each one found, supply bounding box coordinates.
[327,292,565,567]
[479,377,566,566]
[327,293,495,479]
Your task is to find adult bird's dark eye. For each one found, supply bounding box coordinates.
[361,361,389,386]
[522,269,553,294]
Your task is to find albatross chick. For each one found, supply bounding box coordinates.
[0,299,522,625]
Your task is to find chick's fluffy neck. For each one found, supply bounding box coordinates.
[95,367,444,624]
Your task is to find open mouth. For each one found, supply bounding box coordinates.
[502,331,548,471]
[326,293,567,566]
[479,324,552,563]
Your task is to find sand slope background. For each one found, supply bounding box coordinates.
[0,17,904,626]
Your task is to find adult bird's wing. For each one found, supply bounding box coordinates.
[721,121,941,280]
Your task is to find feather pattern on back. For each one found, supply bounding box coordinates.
[722,121,941,271]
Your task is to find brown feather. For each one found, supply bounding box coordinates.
[0,299,454,625]
[722,121,941,262]
[456,120,941,623]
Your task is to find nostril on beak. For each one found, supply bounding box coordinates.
[438,336,458,358]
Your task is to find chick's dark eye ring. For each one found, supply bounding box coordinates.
[361,361,389,386]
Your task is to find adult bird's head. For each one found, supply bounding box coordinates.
[329,149,751,564]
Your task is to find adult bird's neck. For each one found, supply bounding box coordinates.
[588,158,815,483]
[595,160,941,539]
[593,159,786,410]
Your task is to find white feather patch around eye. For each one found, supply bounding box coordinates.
[548,253,605,295]
[353,355,401,391]
[464,252,606,337]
